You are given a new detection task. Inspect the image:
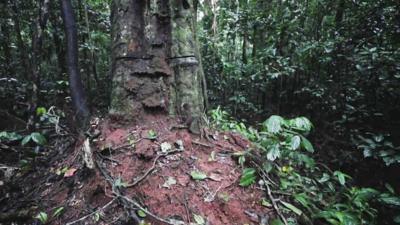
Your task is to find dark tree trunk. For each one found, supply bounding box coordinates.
[0,6,13,77]
[60,0,90,123]
[10,1,31,81]
[30,0,50,122]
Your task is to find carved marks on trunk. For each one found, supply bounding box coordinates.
[110,0,205,125]
[111,0,173,118]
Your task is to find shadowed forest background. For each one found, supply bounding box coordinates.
[0,0,399,224]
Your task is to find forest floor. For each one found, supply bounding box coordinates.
[0,115,271,225]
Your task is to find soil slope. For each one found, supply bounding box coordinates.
[0,116,272,225]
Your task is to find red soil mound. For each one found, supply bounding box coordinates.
[1,116,272,225]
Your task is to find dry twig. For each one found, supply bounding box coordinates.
[126,149,183,187]
[65,199,116,225]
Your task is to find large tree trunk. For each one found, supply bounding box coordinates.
[110,0,205,132]
[60,0,90,123]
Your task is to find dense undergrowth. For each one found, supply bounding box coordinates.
[210,107,400,225]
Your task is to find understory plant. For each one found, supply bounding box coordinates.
[210,107,400,225]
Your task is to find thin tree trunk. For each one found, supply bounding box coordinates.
[10,1,31,81]
[193,0,209,111]
[83,1,99,86]
[0,9,13,76]
[30,0,51,123]
[60,0,90,123]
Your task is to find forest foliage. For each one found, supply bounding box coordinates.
[0,0,399,224]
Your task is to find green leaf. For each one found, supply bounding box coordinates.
[21,135,31,146]
[378,194,400,207]
[290,135,301,150]
[52,207,64,218]
[289,117,313,132]
[280,201,303,216]
[239,168,256,187]
[193,214,205,225]
[394,215,400,224]
[137,209,146,218]
[263,115,284,134]
[93,212,100,222]
[31,132,47,145]
[270,219,285,225]
[190,171,207,180]
[35,212,48,224]
[301,136,314,153]
[318,173,330,183]
[0,131,22,142]
[385,183,395,194]
[294,193,309,208]
[147,130,157,140]
[261,198,272,207]
[267,144,280,161]
[36,107,47,116]
[334,171,348,186]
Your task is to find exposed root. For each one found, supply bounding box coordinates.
[95,152,175,225]
[65,199,116,225]
[127,149,183,188]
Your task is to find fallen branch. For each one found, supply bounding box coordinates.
[252,162,288,225]
[65,199,116,225]
[95,154,175,225]
[117,195,174,225]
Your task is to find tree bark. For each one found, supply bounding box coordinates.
[110,0,205,132]
[60,0,90,123]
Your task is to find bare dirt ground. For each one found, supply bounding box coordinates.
[0,116,271,225]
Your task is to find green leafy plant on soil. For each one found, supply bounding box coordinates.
[210,107,400,225]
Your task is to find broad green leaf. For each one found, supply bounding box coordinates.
[301,136,314,153]
[21,135,31,146]
[263,115,284,134]
[280,201,303,216]
[239,168,256,187]
[190,171,207,180]
[290,136,301,150]
[289,117,312,132]
[31,132,47,145]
